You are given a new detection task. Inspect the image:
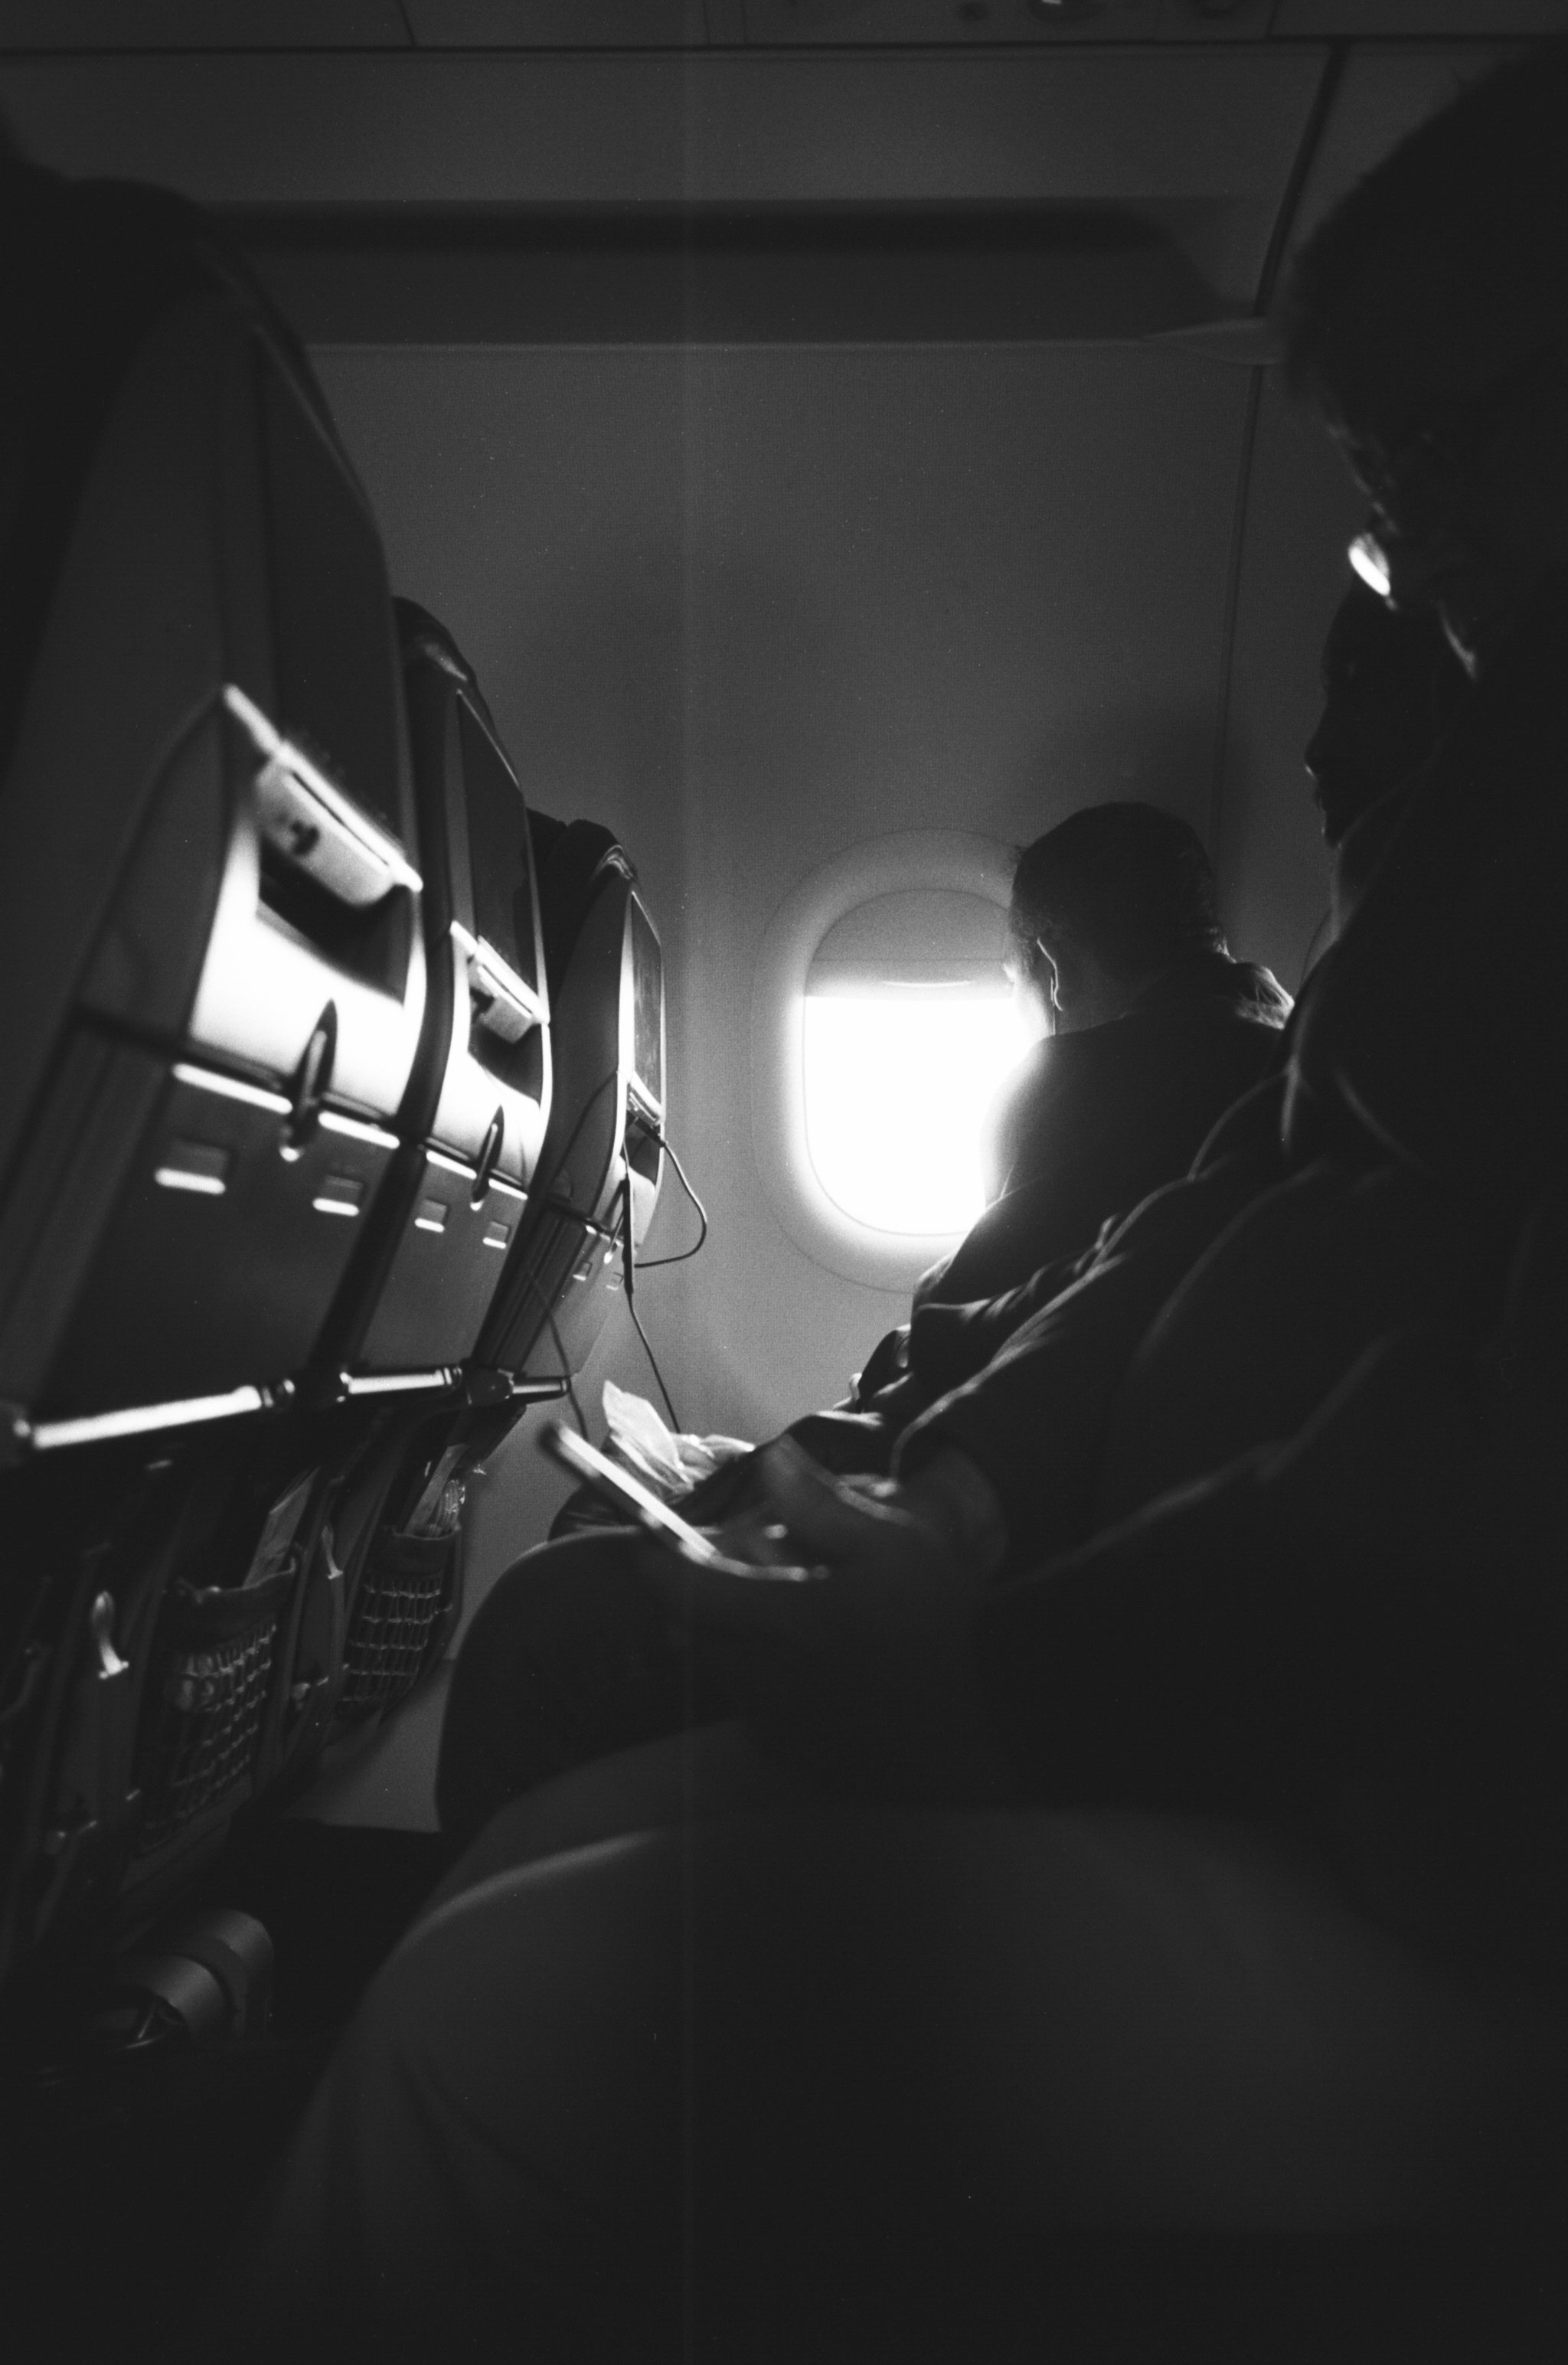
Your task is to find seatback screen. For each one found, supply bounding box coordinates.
[629,896,662,1108]
[459,702,537,994]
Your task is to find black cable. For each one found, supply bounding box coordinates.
[622,1171,681,1432]
[633,1128,709,1269]
[506,1069,697,1427]
[485,1065,622,1436]
[626,1294,680,1435]
[520,1266,589,1438]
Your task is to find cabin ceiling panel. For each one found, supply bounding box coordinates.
[733,0,1162,41]
[0,50,1325,220]
[0,1,410,45]
[10,0,1554,47]
[403,0,712,41]
[1273,2,1567,32]
[1156,0,1271,37]
[1,46,1328,326]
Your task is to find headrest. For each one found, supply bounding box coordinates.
[392,597,502,748]
[528,814,635,1004]
[0,163,335,784]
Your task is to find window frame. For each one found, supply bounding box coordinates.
[750,829,1018,1292]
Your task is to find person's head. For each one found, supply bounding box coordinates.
[1282,44,1568,675]
[1004,803,1224,1038]
[1305,585,1468,845]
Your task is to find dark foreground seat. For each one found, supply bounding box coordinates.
[0,157,435,1979]
[0,165,424,1448]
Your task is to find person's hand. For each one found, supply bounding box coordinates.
[640,1433,993,1642]
[782,1406,895,1478]
[851,1367,929,1427]
[849,1321,910,1406]
[637,1437,1014,1801]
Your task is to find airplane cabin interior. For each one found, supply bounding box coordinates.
[2,4,1566,2355]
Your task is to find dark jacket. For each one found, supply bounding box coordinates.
[913,949,1290,1313]
[896,584,1568,1906]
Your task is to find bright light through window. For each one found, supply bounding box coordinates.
[802,987,1033,1236]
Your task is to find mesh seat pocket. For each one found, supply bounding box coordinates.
[134,1569,295,1854]
[338,1527,457,1723]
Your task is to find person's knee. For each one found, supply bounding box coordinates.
[435,1530,690,1849]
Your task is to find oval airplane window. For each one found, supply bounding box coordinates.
[805,892,1031,1236]
[752,832,1027,1291]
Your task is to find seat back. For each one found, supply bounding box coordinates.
[279,812,668,1772]
[314,1401,471,1744]
[475,819,665,1383]
[0,167,424,1445]
[7,1418,328,1962]
[314,601,550,1380]
[263,610,555,1756]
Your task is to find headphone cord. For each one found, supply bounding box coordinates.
[622,1171,681,1432]
[632,1128,708,1269]
[518,1266,590,1438]
[502,1080,702,1434]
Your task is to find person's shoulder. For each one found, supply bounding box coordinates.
[994,1033,1069,1110]
[1140,956,1292,1034]
[1005,1029,1121,1098]
[986,1030,1104,1178]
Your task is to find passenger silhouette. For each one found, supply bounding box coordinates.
[437,805,1286,1841]
[868,583,1468,1419]
[227,46,1568,2360]
[1304,583,1465,851]
[907,804,1289,1318]
[428,577,1462,1851]
[538,803,1284,1517]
